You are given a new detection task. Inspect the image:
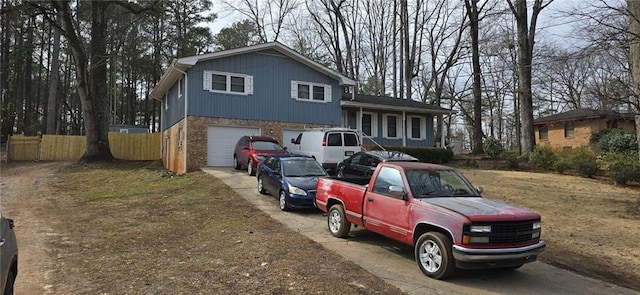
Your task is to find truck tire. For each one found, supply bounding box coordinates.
[415,232,455,279]
[327,204,351,238]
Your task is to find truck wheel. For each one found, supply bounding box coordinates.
[328,204,351,238]
[415,232,455,279]
[233,156,241,169]
[257,176,267,195]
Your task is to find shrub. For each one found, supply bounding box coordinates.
[375,146,454,164]
[569,148,599,178]
[598,151,640,185]
[529,145,557,170]
[553,158,571,174]
[483,138,504,160]
[500,150,520,169]
[595,129,638,153]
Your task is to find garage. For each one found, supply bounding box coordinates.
[283,129,304,152]
[207,126,260,166]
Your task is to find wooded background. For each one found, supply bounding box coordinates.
[1,0,637,156]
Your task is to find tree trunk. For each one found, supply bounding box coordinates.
[46,17,61,134]
[509,0,549,156]
[55,1,114,162]
[629,0,640,161]
[466,0,484,154]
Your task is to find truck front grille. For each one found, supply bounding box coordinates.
[464,220,540,245]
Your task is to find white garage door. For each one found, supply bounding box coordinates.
[207,126,260,166]
[283,129,304,152]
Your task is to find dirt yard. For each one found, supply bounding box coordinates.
[1,161,639,293]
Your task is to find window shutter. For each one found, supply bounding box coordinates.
[291,81,298,99]
[203,71,211,91]
[246,76,254,95]
[325,85,332,102]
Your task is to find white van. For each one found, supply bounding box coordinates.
[289,128,361,172]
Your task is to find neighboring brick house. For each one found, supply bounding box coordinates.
[150,42,450,173]
[533,109,636,150]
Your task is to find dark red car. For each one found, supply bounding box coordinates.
[233,136,288,176]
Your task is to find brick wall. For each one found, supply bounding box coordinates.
[536,118,636,150]
[184,116,330,172]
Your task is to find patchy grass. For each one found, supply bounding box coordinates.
[45,161,404,294]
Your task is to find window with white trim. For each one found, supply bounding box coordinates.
[342,111,348,128]
[203,70,253,95]
[291,81,332,102]
[164,94,169,110]
[360,112,378,137]
[383,114,402,139]
[178,78,183,99]
[407,116,426,140]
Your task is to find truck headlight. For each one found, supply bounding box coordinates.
[533,221,542,230]
[470,225,491,233]
[288,184,307,196]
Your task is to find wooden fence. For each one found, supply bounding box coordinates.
[7,132,161,161]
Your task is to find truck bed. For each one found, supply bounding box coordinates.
[328,176,370,186]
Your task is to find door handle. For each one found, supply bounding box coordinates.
[0,238,5,247]
[367,198,374,203]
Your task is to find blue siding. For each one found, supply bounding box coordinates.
[186,52,342,126]
[163,78,186,128]
[343,109,435,148]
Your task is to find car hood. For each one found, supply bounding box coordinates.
[421,197,540,222]
[254,150,288,156]
[286,176,322,190]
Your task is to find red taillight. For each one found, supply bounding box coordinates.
[322,136,327,146]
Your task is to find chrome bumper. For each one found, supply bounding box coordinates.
[452,241,546,262]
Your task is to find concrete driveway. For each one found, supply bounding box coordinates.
[202,167,639,295]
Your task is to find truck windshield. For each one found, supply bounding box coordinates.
[405,169,478,198]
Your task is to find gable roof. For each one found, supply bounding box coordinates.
[533,109,635,125]
[150,42,356,99]
[341,93,451,115]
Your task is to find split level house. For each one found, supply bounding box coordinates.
[150,42,450,173]
[533,108,636,150]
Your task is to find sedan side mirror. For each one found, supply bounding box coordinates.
[476,186,484,194]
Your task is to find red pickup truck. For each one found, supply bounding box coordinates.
[315,161,545,279]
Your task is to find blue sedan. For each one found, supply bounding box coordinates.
[256,154,328,211]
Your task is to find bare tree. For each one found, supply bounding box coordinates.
[628,0,640,159]
[506,0,554,156]
[46,13,61,134]
[220,0,298,43]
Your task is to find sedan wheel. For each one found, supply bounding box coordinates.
[257,176,267,195]
[247,159,255,176]
[279,191,290,211]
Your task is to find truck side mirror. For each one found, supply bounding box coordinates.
[388,185,407,200]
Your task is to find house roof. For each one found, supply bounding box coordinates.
[533,109,636,125]
[341,93,451,115]
[150,42,357,99]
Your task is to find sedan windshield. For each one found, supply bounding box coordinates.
[252,141,283,151]
[405,169,478,198]
[282,159,327,177]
